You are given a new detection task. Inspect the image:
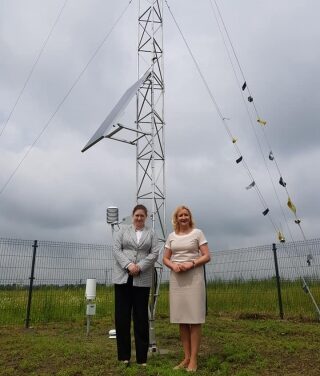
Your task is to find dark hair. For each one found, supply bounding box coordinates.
[132,204,148,216]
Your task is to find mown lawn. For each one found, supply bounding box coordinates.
[1,314,320,376]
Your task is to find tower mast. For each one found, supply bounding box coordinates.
[137,0,166,242]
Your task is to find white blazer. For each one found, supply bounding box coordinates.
[112,224,159,287]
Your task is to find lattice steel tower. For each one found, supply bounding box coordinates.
[136,0,166,242]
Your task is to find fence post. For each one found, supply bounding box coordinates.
[25,240,38,328]
[272,243,284,319]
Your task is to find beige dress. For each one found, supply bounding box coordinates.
[165,229,207,324]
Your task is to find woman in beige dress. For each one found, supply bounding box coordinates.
[163,205,211,372]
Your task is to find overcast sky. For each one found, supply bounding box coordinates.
[0,0,319,251]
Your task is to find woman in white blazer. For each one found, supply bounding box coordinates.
[112,204,159,366]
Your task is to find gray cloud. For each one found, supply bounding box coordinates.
[0,0,319,251]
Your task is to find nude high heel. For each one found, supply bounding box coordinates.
[173,360,189,370]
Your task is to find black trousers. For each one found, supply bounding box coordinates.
[114,276,150,363]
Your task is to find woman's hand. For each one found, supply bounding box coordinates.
[128,263,140,276]
[163,248,193,273]
[171,263,181,273]
[171,262,193,272]
[179,261,193,272]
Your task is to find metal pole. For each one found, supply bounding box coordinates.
[86,315,91,336]
[25,240,38,328]
[272,243,284,319]
[148,268,157,351]
[137,0,165,353]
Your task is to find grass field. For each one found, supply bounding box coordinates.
[1,279,320,325]
[1,280,320,375]
[1,315,320,375]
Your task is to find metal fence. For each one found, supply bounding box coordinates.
[1,237,320,325]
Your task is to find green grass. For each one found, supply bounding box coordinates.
[0,285,115,325]
[1,279,320,325]
[1,316,320,375]
[206,279,320,320]
[1,280,320,375]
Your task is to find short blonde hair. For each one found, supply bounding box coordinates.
[172,205,195,232]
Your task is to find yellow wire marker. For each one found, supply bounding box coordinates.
[257,118,267,126]
[287,197,297,214]
[278,231,285,243]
